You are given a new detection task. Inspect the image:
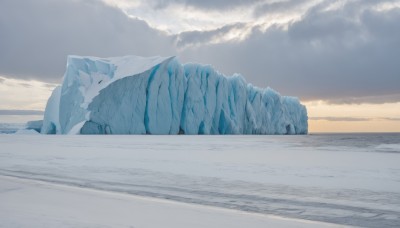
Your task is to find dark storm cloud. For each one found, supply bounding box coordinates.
[179,1,400,103]
[148,0,262,10]
[0,0,175,82]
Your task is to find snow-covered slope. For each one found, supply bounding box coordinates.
[42,55,308,135]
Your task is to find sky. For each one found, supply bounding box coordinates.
[0,0,399,132]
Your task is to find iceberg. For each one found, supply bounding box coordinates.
[41,55,308,135]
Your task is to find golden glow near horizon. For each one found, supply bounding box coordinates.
[309,119,400,133]
[306,101,400,133]
[0,76,55,111]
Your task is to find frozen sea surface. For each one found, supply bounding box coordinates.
[0,133,399,227]
[0,123,26,134]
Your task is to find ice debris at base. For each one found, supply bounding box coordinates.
[42,55,308,135]
[0,121,42,134]
[26,120,43,133]
[15,129,41,135]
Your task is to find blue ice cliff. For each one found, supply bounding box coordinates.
[41,55,308,135]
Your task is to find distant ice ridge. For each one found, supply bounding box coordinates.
[42,55,308,135]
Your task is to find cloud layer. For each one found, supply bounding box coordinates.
[0,0,399,104]
[0,0,174,82]
[178,0,400,101]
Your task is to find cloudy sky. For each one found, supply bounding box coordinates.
[0,0,399,132]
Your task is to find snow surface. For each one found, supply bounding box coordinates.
[0,175,338,228]
[0,134,399,227]
[41,55,307,135]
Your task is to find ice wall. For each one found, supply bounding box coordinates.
[41,55,308,135]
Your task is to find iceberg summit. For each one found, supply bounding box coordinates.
[41,55,308,135]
